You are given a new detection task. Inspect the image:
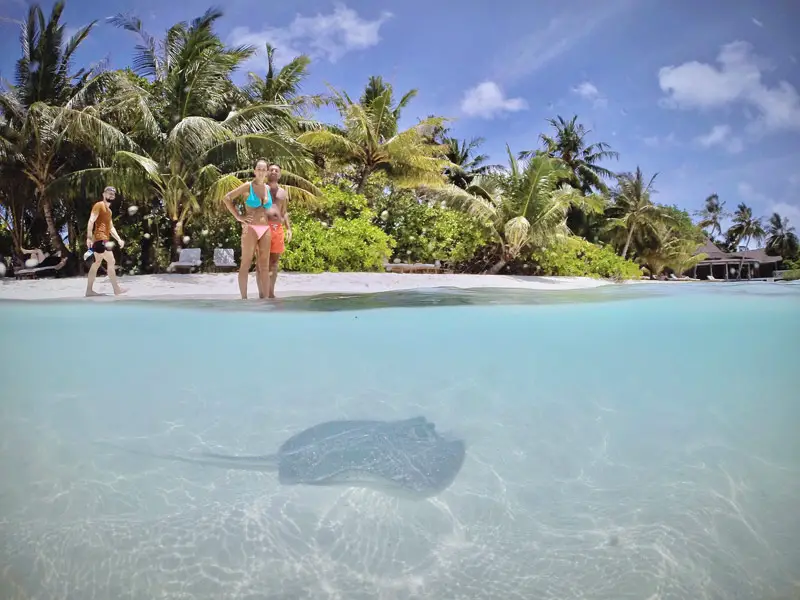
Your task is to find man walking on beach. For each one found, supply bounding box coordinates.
[85,186,126,297]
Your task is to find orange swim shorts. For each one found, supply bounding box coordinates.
[269,222,285,254]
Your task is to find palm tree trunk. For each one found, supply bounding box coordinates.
[172,220,184,260]
[67,221,77,254]
[621,226,635,259]
[487,259,507,275]
[3,203,24,256]
[39,194,69,255]
[355,167,371,195]
[487,248,513,275]
[737,234,750,279]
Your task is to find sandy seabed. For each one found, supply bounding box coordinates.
[0,271,621,301]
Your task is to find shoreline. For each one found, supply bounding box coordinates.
[0,272,624,301]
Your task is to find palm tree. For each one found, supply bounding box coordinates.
[726,203,765,250]
[87,9,319,255]
[695,193,728,241]
[298,84,450,194]
[0,158,35,255]
[765,212,799,260]
[520,115,619,194]
[241,43,323,117]
[725,203,766,279]
[358,76,417,139]
[421,145,605,274]
[441,136,503,189]
[635,221,707,278]
[604,167,669,259]
[0,2,129,254]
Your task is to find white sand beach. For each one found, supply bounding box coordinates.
[0,271,619,301]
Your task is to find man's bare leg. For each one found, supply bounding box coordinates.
[104,253,126,295]
[85,253,103,296]
[22,248,46,263]
[268,253,281,298]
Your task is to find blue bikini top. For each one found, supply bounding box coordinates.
[244,183,272,209]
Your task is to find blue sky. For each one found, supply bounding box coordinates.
[2,0,799,235]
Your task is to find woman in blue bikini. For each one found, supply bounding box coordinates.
[222,158,274,299]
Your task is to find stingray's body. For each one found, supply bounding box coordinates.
[116,417,465,499]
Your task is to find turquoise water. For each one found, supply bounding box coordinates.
[0,283,798,600]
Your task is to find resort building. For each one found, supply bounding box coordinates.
[690,239,782,280]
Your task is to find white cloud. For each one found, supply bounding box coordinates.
[641,132,678,148]
[657,41,800,136]
[770,202,800,228]
[230,4,392,67]
[738,182,800,229]
[752,18,764,27]
[492,0,639,84]
[694,124,744,154]
[460,81,527,119]
[572,81,608,108]
[573,82,599,98]
[737,182,771,204]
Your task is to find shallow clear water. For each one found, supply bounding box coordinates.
[1,283,798,600]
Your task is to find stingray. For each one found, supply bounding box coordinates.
[106,416,466,499]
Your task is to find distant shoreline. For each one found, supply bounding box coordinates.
[0,272,628,301]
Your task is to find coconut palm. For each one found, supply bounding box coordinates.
[726,203,765,250]
[421,146,605,274]
[0,158,36,255]
[636,221,707,278]
[695,193,728,241]
[241,43,323,118]
[765,212,799,260]
[75,9,320,254]
[0,2,130,254]
[723,202,765,279]
[441,136,504,189]
[298,84,450,194]
[358,76,417,139]
[520,115,619,194]
[604,167,670,259]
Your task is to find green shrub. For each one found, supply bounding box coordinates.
[310,183,372,220]
[280,184,395,272]
[529,236,642,279]
[785,257,800,270]
[373,191,486,268]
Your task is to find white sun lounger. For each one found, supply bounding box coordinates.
[213,248,236,272]
[14,265,58,279]
[168,248,202,273]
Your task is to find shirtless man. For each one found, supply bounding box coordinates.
[258,162,291,298]
[85,186,126,296]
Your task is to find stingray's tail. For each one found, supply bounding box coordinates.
[94,442,279,473]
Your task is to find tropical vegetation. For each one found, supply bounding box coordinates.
[2,2,798,280]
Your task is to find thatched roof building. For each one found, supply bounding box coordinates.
[690,238,782,279]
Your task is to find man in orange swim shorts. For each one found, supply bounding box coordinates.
[260,162,291,299]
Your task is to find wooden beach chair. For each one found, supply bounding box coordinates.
[383,262,445,274]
